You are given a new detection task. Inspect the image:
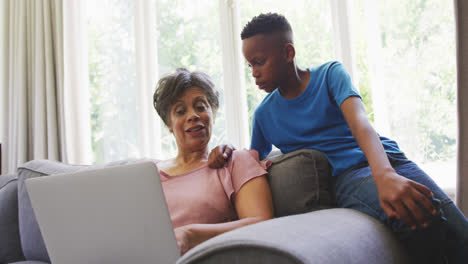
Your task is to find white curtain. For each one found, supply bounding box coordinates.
[455,0,468,216]
[62,0,92,165]
[133,0,162,158]
[1,0,92,174]
[0,0,8,174]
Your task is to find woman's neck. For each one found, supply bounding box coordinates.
[159,147,209,176]
[174,146,209,167]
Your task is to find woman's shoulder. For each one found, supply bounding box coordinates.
[231,149,261,161]
[228,149,270,171]
[224,149,270,197]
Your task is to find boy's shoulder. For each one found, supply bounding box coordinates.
[253,61,346,118]
[309,61,342,75]
[308,61,350,89]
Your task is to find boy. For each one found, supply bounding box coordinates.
[209,13,468,263]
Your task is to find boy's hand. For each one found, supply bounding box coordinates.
[374,171,436,230]
[208,144,235,169]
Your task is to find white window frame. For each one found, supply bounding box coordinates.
[362,0,391,135]
[134,0,162,158]
[329,0,358,87]
[218,0,250,149]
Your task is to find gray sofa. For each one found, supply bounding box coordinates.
[0,149,410,264]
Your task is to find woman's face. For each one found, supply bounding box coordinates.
[168,86,214,153]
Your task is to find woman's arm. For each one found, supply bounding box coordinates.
[175,175,274,254]
[340,97,436,229]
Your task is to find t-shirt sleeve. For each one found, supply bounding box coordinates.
[327,61,361,107]
[250,112,272,160]
[226,149,269,201]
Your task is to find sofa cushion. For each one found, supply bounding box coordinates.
[16,159,140,262]
[264,149,334,217]
[0,174,25,263]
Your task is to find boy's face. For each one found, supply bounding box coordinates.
[242,34,289,93]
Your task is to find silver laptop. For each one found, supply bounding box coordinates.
[25,161,180,264]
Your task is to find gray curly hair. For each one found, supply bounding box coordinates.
[153,68,219,126]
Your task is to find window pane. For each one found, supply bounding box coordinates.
[155,0,225,159]
[239,0,335,134]
[88,0,226,162]
[88,0,139,164]
[353,0,456,196]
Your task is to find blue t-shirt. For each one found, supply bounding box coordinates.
[251,61,402,176]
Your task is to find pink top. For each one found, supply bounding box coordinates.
[154,149,269,228]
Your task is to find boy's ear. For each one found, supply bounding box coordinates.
[283,43,295,63]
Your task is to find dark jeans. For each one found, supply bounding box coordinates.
[334,153,468,264]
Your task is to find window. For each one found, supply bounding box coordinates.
[353,0,456,196]
[88,0,139,164]
[155,0,226,158]
[87,0,457,196]
[88,0,226,161]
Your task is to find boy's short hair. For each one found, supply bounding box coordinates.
[241,13,292,40]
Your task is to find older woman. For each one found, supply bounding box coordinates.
[153,68,274,255]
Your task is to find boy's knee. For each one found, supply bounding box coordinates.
[389,199,448,264]
[394,219,447,264]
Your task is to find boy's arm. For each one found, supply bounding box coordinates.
[341,97,436,230]
[208,144,235,169]
[250,114,272,159]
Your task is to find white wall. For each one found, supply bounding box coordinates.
[0,0,8,173]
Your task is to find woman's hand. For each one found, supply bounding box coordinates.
[174,225,194,255]
[374,170,436,230]
[208,144,235,169]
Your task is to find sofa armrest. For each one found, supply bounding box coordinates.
[0,174,25,263]
[177,208,410,264]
